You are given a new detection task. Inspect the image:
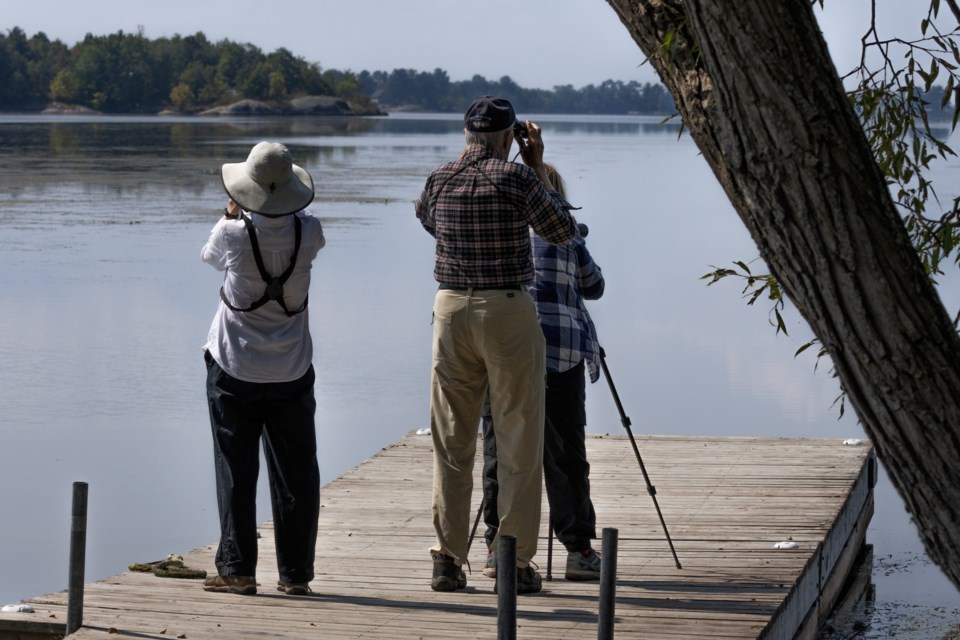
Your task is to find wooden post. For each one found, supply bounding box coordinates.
[496,534,517,640]
[598,527,619,640]
[66,482,88,636]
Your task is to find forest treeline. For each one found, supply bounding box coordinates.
[353,68,676,114]
[0,27,673,115]
[0,27,954,117]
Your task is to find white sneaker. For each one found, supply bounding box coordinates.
[482,549,497,578]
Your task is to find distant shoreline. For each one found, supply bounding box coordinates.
[30,95,385,118]
[5,103,953,123]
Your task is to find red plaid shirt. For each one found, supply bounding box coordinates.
[416,145,576,288]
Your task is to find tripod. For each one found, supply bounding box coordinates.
[598,345,681,569]
[467,345,682,571]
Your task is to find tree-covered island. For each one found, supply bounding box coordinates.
[1,26,676,116]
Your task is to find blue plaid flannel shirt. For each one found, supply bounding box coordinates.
[530,228,604,381]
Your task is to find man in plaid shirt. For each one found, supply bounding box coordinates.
[416,96,577,594]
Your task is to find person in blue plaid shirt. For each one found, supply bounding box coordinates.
[480,162,606,582]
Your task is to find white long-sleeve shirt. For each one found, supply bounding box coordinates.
[202,210,325,383]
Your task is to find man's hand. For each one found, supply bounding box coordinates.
[518,121,554,190]
[518,120,545,169]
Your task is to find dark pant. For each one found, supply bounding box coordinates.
[205,351,320,583]
[482,360,596,553]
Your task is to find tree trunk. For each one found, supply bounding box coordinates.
[605,0,960,588]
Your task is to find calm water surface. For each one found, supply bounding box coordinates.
[0,113,957,636]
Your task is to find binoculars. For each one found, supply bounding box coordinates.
[513,120,529,140]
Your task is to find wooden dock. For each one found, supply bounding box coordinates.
[1,433,874,639]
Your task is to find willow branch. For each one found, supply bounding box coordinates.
[944,0,960,26]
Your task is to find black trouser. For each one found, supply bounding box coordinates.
[205,351,320,583]
[482,360,596,553]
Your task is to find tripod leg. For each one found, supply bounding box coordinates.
[466,496,485,557]
[547,518,554,581]
[598,346,682,569]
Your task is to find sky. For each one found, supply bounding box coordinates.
[2,1,942,91]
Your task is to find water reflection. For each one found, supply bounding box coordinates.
[0,114,686,207]
[818,544,876,639]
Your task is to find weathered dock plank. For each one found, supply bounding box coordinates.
[0,433,873,639]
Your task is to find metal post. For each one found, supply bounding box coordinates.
[66,482,88,636]
[496,534,517,640]
[598,527,619,640]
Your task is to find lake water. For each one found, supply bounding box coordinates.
[0,113,957,636]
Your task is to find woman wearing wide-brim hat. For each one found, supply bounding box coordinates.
[200,141,326,596]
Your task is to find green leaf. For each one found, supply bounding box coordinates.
[795,341,815,357]
[928,59,940,91]
[941,76,954,108]
[662,29,675,58]
[774,309,788,336]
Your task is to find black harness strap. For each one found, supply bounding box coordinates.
[219,213,307,317]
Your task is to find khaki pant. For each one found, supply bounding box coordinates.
[429,288,545,567]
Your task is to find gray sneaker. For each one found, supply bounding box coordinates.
[566,548,601,581]
[482,549,497,579]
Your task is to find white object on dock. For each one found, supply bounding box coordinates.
[1,604,34,613]
[774,541,800,550]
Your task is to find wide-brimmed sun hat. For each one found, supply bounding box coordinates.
[221,141,315,216]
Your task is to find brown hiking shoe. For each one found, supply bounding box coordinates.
[431,552,466,592]
[202,574,257,595]
[493,563,543,595]
[516,564,543,594]
[277,580,312,595]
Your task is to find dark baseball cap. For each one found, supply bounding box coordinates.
[464,96,516,132]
